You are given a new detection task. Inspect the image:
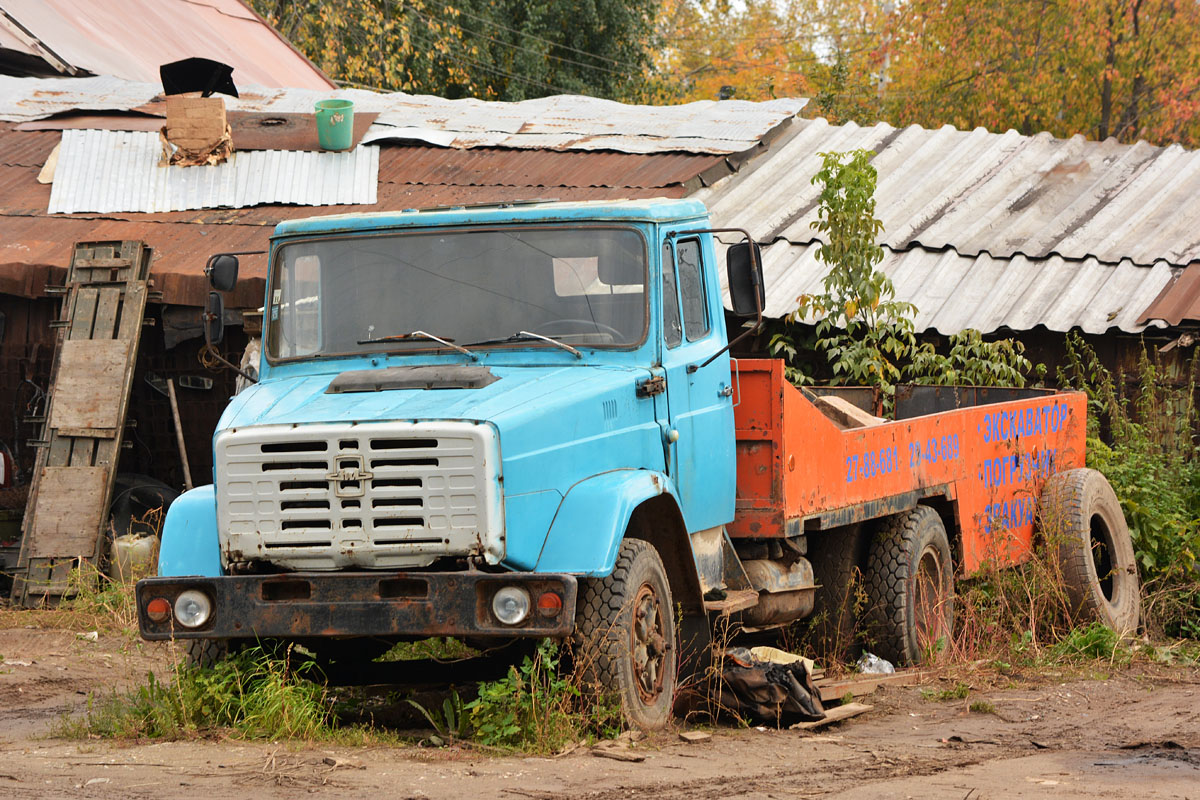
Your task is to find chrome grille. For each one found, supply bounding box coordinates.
[216,421,503,570]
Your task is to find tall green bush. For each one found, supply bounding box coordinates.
[1059,332,1200,638]
[772,149,1034,408]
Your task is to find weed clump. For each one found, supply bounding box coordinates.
[466,639,622,753]
[61,645,335,740]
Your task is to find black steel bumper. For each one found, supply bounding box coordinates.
[136,571,577,641]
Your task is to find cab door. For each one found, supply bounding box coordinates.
[659,236,736,532]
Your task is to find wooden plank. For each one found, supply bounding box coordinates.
[815,669,932,703]
[13,240,152,605]
[53,427,116,440]
[72,257,131,268]
[29,466,108,558]
[790,703,873,730]
[47,340,129,431]
[70,287,98,340]
[91,285,121,340]
[703,588,760,615]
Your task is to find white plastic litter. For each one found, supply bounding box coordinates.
[856,652,895,674]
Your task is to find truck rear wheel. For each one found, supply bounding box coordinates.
[864,505,954,665]
[575,538,676,731]
[1040,468,1140,634]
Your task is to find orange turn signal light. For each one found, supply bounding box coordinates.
[146,596,171,623]
[536,591,562,618]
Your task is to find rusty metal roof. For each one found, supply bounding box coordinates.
[0,124,718,306]
[0,0,333,89]
[700,116,1200,268]
[1139,265,1200,326]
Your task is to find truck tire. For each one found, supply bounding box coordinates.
[864,505,954,665]
[1039,468,1140,634]
[806,524,868,663]
[184,638,229,669]
[575,538,676,731]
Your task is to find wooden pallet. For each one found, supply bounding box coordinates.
[10,241,152,606]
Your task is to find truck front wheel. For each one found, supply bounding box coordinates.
[184,638,229,669]
[575,538,676,731]
[864,505,955,665]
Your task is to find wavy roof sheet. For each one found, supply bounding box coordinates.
[0,75,804,155]
[727,240,1173,335]
[47,129,378,214]
[699,117,1200,333]
[700,117,1200,268]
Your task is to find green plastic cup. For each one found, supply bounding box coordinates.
[315,99,355,151]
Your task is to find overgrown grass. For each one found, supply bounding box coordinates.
[1059,333,1200,640]
[921,681,970,701]
[0,561,143,635]
[58,644,344,741]
[59,637,622,752]
[465,639,622,753]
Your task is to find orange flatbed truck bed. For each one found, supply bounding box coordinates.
[730,359,1088,573]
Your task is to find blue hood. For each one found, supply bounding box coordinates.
[221,364,648,430]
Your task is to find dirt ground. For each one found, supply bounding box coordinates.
[0,626,1197,800]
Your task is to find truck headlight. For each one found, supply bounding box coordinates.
[174,590,213,629]
[491,586,530,625]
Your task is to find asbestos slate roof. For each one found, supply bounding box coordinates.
[699,117,1200,334]
[702,116,1200,266]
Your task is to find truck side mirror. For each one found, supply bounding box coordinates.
[203,291,225,346]
[206,254,239,292]
[727,242,764,318]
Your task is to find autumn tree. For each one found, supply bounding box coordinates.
[653,0,888,113]
[249,0,660,101]
[884,0,1200,146]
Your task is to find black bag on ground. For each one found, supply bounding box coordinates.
[716,647,825,724]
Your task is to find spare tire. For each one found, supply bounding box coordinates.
[1039,468,1140,634]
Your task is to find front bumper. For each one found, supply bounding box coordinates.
[136,571,577,640]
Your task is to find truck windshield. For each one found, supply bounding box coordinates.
[266,226,647,361]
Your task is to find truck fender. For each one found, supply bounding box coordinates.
[157,485,223,577]
[535,469,679,578]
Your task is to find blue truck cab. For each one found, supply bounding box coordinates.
[138,198,759,729]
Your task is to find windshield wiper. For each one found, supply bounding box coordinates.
[465,331,582,359]
[356,330,477,360]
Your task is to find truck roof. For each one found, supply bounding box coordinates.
[273,197,710,237]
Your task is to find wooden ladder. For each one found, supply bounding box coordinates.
[11,241,152,606]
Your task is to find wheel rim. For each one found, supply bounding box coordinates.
[914,544,948,646]
[631,582,667,704]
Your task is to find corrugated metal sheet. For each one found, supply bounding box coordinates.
[46,129,378,213]
[2,126,703,306]
[0,75,160,122]
[718,239,1173,334]
[699,117,1200,268]
[0,0,333,89]
[0,128,56,166]
[377,147,723,190]
[1139,263,1200,326]
[0,75,805,155]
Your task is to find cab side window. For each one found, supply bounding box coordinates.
[677,239,709,341]
[661,242,683,348]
